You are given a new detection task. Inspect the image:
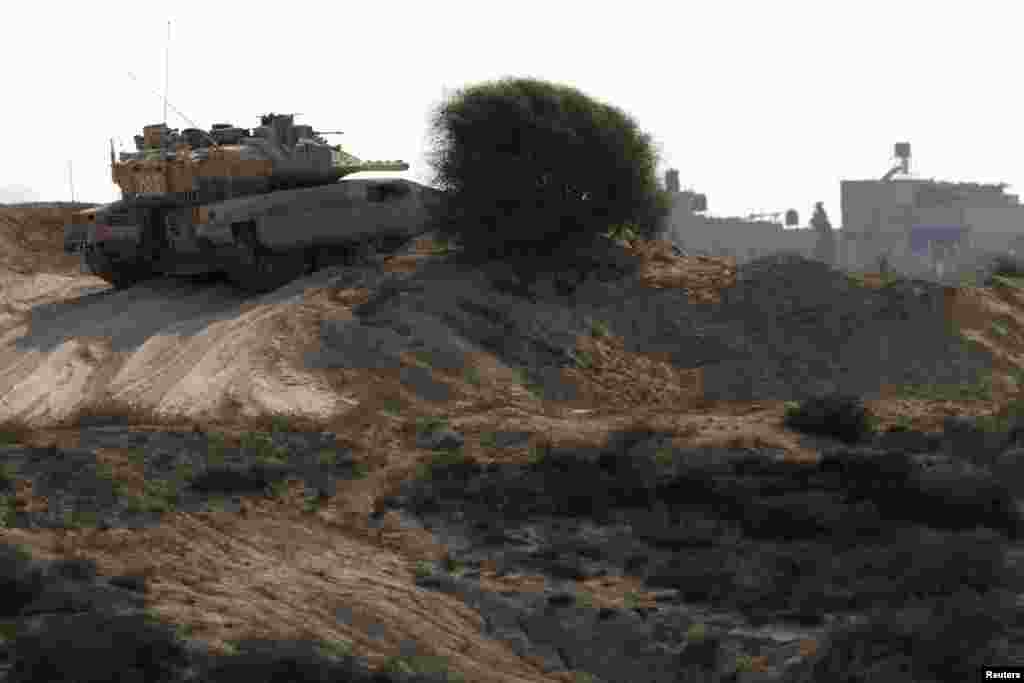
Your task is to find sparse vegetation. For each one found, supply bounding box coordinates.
[574,590,594,608]
[891,414,913,432]
[463,365,482,386]
[511,367,543,398]
[895,372,994,401]
[314,638,354,661]
[686,622,707,642]
[587,317,611,338]
[734,654,757,673]
[527,441,552,465]
[416,415,449,436]
[0,494,14,528]
[380,654,465,681]
[442,553,465,576]
[570,348,593,369]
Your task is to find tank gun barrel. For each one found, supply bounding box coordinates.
[314,130,344,135]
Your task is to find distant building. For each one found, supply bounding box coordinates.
[840,177,1023,274]
[661,170,816,263]
[839,141,1024,277]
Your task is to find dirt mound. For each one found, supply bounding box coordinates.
[4,208,1024,681]
[0,205,92,276]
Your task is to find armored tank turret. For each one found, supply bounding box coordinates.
[112,113,409,202]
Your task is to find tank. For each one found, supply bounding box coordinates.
[65,113,442,293]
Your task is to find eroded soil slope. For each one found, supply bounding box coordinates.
[3,205,1024,681]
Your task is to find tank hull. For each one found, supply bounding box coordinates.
[64,178,443,293]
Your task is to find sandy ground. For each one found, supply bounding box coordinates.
[5,204,1024,681]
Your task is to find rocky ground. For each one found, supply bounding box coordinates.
[3,205,1024,681]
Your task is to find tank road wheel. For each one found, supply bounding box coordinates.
[84,246,154,289]
[228,223,308,294]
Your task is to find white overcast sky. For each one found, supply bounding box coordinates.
[1,0,1019,227]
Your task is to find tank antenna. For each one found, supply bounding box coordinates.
[126,72,220,148]
[163,20,170,126]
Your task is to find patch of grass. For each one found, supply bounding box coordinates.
[413,350,434,368]
[206,495,231,513]
[993,274,1024,290]
[891,415,914,432]
[380,654,464,682]
[686,622,707,642]
[734,654,757,673]
[414,560,434,578]
[381,399,403,417]
[315,638,354,661]
[315,449,338,466]
[255,452,288,467]
[127,447,148,466]
[511,368,543,399]
[173,462,196,484]
[479,431,498,448]
[351,461,369,479]
[623,591,640,610]
[94,462,127,497]
[430,449,470,467]
[0,462,17,484]
[574,590,594,608]
[415,415,449,436]
[991,321,1011,337]
[62,508,98,528]
[0,494,15,528]
[974,413,1007,436]
[441,553,465,576]
[0,619,18,644]
[240,431,291,462]
[570,349,594,369]
[573,672,595,683]
[895,373,994,401]
[415,449,471,481]
[654,446,674,467]
[0,430,21,446]
[267,479,290,498]
[415,415,446,434]
[431,237,457,255]
[463,365,482,386]
[205,432,227,462]
[587,317,611,338]
[126,479,181,513]
[269,415,290,433]
[527,442,552,465]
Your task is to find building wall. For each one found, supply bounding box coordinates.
[664,196,820,263]
[840,178,1024,272]
[963,206,1024,235]
[840,180,916,239]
